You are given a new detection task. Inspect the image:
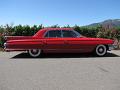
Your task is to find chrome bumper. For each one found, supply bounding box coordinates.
[108,44,118,51]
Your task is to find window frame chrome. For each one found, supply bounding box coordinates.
[43,29,80,38]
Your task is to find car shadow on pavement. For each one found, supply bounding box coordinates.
[11,52,120,59]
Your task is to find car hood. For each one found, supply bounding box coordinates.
[78,37,114,44]
[80,37,112,40]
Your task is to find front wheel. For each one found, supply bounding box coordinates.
[94,45,107,56]
[28,49,41,57]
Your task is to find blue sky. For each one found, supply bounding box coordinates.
[0,0,120,26]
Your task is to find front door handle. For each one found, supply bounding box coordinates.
[64,40,68,44]
[43,41,47,44]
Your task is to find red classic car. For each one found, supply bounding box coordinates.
[4,28,116,57]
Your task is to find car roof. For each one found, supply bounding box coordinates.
[33,28,74,37]
[40,28,74,31]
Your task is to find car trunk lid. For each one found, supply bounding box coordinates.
[5,36,33,41]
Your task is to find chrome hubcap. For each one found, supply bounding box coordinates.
[96,45,107,56]
[99,48,104,52]
[29,49,41,57]
[33,49,37,53]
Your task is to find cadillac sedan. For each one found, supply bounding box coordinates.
[4,28,116,57]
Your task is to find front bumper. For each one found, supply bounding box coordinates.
[108,44,118,51]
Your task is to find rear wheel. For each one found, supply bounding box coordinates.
[28,49,41,57]
[94,45,107,56]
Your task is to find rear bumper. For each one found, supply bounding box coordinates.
[108,44,118,51]
[4,43,7,51]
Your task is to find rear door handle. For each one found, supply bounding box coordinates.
[43,41,47,44]
[64,40,68,44]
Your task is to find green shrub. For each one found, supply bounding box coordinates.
[0,36,4,48]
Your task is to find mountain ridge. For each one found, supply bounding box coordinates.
[87,19,120,27]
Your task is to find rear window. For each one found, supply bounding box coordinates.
[45,30,61,38]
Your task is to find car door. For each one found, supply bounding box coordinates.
[62,30,96,53]
[43,30,65,53]
[62,30,84,52]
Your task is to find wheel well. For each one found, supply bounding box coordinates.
[27,49,43,53]
[94,44,108,51]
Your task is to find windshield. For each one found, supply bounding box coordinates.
[72,30,81,37]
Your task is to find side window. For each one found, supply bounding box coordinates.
[45,30,61,38]
[62,30,78,37]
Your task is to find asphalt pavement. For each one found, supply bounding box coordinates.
[0,50,120,90]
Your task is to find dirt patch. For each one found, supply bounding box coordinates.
[0,48,4,51]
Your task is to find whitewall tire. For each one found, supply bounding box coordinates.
[95,45,107,56]
[28,49,41,57]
